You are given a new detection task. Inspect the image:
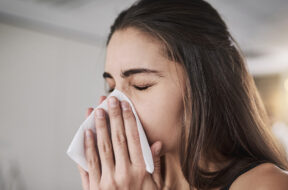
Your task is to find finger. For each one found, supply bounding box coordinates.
[98,96,107,105]
[86,107,94,118]
[107,96,130,170]
[84,129,101,187]
[94,108,114,175]
[120,100,145,167]
[151,141,163,189]
[79,108,93,190]
[77,164,90,190]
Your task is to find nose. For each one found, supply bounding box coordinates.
[110,87,133,102]
[112,85,126,95]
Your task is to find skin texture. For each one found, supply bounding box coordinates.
[76,27,190,190]
[77,27,288,190]
[79,96,164,189]
[104,27,186,152]
[104,27,189,189]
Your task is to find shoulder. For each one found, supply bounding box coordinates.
[230,162,288,190]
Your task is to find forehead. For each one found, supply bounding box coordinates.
[105,27,168,72]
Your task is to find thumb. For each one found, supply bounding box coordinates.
[151,141,163,188]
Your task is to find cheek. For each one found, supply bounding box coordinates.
[135,94,184,152]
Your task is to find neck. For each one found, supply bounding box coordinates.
[160,151,230,190]
[160,151,190,190]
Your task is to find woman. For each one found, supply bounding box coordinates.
[77,0,288,189]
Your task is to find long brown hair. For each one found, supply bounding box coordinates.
[105,0,288,189]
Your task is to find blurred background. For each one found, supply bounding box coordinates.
[0,0,288,189]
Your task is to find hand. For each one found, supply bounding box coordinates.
[77,95,163,190]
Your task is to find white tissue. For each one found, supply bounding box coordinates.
[66,89,154,173]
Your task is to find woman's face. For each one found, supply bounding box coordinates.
[104,27,185,153]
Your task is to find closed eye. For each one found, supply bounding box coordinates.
[108,84,153,93]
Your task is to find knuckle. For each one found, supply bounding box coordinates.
[100,179,117,190]
[96,120,106,130]
[115,173,130,187]
[131,131,141,143]
[94,185,102,190]
[115,132,126,145]
[88,156,98,168]
[135,167,146,178]
[154,157,161,165]
[122,109,134,120]
[99,141,112,155]
[85,138,91,147]
[109,108,121,117]
[85,142,94,153]
[132,158,146,168]
[95,110,106,121]
[85,137,95,149]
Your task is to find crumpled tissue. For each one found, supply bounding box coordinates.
[66,89,154,173]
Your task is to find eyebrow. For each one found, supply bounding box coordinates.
[102,68,164,79]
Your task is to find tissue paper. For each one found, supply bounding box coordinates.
[66,89,154,173]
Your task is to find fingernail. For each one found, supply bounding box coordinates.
[96,109,104,118]
[109,97,117,107]
[98,96,106,104]
[155,148,161,156]
[121,101,129,111]
[155,143,162,156]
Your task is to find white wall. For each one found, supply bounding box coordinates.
[0,22,107,190]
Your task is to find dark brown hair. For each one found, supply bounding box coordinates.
[105,0,288,189]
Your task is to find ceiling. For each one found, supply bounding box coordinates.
[0,0,288,75]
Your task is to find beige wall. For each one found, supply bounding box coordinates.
[0,22,106,190]
[254,73,288,124]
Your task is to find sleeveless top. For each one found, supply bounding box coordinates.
[220,160,268,190]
